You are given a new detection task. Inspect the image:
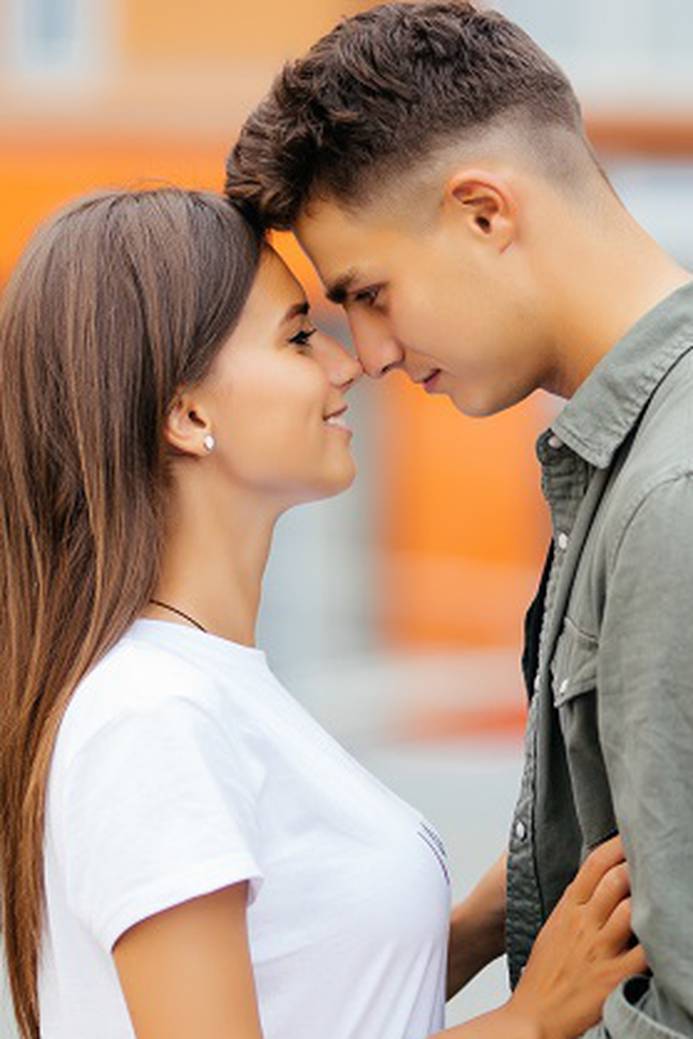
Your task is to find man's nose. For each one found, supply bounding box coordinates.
[350,314,404,379]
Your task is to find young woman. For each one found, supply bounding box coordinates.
[0,189,645,1039]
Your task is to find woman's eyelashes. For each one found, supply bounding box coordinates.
[288,326,317,353]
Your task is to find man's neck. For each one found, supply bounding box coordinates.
[544,216,692,400]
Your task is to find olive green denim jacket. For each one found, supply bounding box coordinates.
[507,279,693,1037]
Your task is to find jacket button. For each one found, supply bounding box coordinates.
[514,820,527,842]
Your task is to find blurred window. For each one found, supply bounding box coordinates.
[608,160,693,269]
[26,0,74,59]
[493,0,693,105]
[645,0,692,66]
[6,0,108,84]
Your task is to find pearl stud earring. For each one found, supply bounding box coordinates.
[203,434,216,453]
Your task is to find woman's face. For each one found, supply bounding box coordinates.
[191,246,362,507]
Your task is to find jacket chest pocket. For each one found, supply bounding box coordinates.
[550,618,617,850]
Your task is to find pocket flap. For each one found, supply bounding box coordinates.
[550,617,598,707]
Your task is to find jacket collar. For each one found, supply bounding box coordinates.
[551,279,693,469]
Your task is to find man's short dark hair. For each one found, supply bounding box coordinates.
[225,1,587,231]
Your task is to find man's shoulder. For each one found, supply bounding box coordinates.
[605,346,693,527]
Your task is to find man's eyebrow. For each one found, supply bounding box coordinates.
[325,269,360,306]
[282,301,310,323]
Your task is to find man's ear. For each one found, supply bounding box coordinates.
[164,390,212,457]
[444,170,518,252]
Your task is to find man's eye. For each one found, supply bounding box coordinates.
[288,327,317,351]
[355,287,380,307]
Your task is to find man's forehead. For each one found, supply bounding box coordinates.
[294,197,359,259]
[294,206,365,296]
[295,200,401,297]
[296,193,346,234]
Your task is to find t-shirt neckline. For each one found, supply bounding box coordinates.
[126,618,268,672]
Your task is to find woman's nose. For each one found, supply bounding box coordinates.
[315,334,364,390]
[336,350,364,391]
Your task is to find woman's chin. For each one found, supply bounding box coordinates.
[291,459,358,506]
[317,458,357,499]
[330,463,357,497]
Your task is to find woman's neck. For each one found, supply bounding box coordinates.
[146,474,277,647]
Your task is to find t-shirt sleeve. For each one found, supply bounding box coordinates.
[57,695,265,952]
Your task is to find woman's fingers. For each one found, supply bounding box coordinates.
[619,942,648,978]
[568,836,625,905]
[585,861,631,928]
[510,858,647,1039]
[599,895,633,950]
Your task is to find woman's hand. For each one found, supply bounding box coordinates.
[506,835,647,1039]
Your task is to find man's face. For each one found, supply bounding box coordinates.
[295,193,556,417]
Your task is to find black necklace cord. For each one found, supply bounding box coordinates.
[148,599,208,633]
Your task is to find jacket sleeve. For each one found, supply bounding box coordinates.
[582,474,693,1037]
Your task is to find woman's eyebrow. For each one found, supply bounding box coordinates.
[282,301,310,324]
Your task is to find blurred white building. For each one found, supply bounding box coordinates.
[496,0,693,109]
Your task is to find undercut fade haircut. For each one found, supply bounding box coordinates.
[226,1,589,231]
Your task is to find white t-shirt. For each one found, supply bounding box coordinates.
[39,619,451,1039]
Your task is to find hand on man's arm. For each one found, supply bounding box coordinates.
[583,475,693,1037]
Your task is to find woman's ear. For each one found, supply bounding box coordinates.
[164,391,213,457]
[445,169,518,252]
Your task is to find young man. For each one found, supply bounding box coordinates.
[225,3,693,1036]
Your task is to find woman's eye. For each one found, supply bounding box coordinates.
[288,327,317,352]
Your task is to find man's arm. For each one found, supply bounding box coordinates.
[447,853,507,1000]
[585,474,693,1037]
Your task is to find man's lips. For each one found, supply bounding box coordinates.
[422,369,442,393]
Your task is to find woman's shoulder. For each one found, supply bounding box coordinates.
[54,629,228,769]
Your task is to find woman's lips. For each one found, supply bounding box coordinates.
[324,408,353,436]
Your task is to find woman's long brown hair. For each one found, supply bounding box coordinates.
[0,188,262,1038]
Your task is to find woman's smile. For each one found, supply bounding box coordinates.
[323,405,352,435]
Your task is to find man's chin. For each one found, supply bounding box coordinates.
[448,383,533,419]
